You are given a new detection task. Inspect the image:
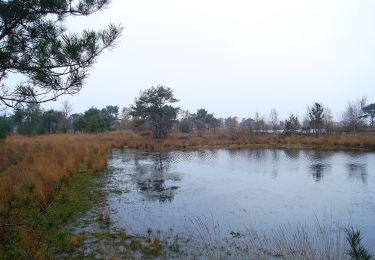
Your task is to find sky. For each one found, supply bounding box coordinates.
[44,0,375,120]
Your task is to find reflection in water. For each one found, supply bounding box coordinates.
[347,163,368,184]
[283,149,301,159]
[303,150,333,161]
[132,152,181,202]
[196,150,211,161]
[271,149,280,161]
[304,150,333,181]
[245,149,267,160]
[227,149,241,159]
[310,163,329,182]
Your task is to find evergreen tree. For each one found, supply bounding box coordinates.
[0,0,122,108]
[130,85,179,139]
[308,103,325,134]
[362,103,375,127]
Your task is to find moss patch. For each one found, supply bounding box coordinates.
[0,165,105,259]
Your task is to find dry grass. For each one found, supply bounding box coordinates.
[0,131,139,212]
[125,130,375,151]
[191,215,351,260]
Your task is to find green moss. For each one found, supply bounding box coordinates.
[0,165,106,259]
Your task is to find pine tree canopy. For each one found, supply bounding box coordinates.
[0,0,122,108]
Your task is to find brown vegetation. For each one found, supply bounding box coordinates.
[0,132,138,214]
[123,129,375,151]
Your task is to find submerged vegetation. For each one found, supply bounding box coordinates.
[191,216,374,259]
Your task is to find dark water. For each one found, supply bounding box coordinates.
[106,148,375,248]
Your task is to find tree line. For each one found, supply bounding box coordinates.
[0,85,374,139]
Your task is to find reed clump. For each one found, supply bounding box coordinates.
[122,130,375,151]
[0,132,140,213]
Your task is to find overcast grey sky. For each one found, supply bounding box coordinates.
[45,0,375,120]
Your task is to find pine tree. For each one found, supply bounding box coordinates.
[0,0,122,108]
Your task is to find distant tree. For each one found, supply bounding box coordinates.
[308,103,325,134]
[0,0,123,108]
[342,97,367,132]
[361,103,375,127]
[82,107,106,133]
[71,108,106,133]
[118,107,132,130]
[102,105,119,130]
[193,109,209,132]
[178,110,193,133]
[284,114,300,134]
[179,119,193,133]
[323,107,335,134]
[269,109,279,133]
[60,101,72,132]
[252,112,266,133]
[192,108,220,133]
[13,108,26,131]
[301,114,310,134]
[225,117,239,139]
[254,112,266,133]
[160,105,178,137]
[239,118,255,135]
[71,113,85,133]
[207,115,221,132]
[42,109,59,133]
[130,85,179,139]
[16,103,44,135]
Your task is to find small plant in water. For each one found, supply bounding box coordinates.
[345,227,373,260]
[98,209,111,226]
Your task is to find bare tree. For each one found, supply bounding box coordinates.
[323,106,335,134]
[60,101,72,133]
[342,97,367,133]
[118,107,132,130]
[269,109,279,133]
[254,112,266,134]
[225,117,239,139]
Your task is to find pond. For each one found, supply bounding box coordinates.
[106,148,375,254]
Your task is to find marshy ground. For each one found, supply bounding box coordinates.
[1,131,375,259]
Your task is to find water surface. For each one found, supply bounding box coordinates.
[106,148,375,249]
